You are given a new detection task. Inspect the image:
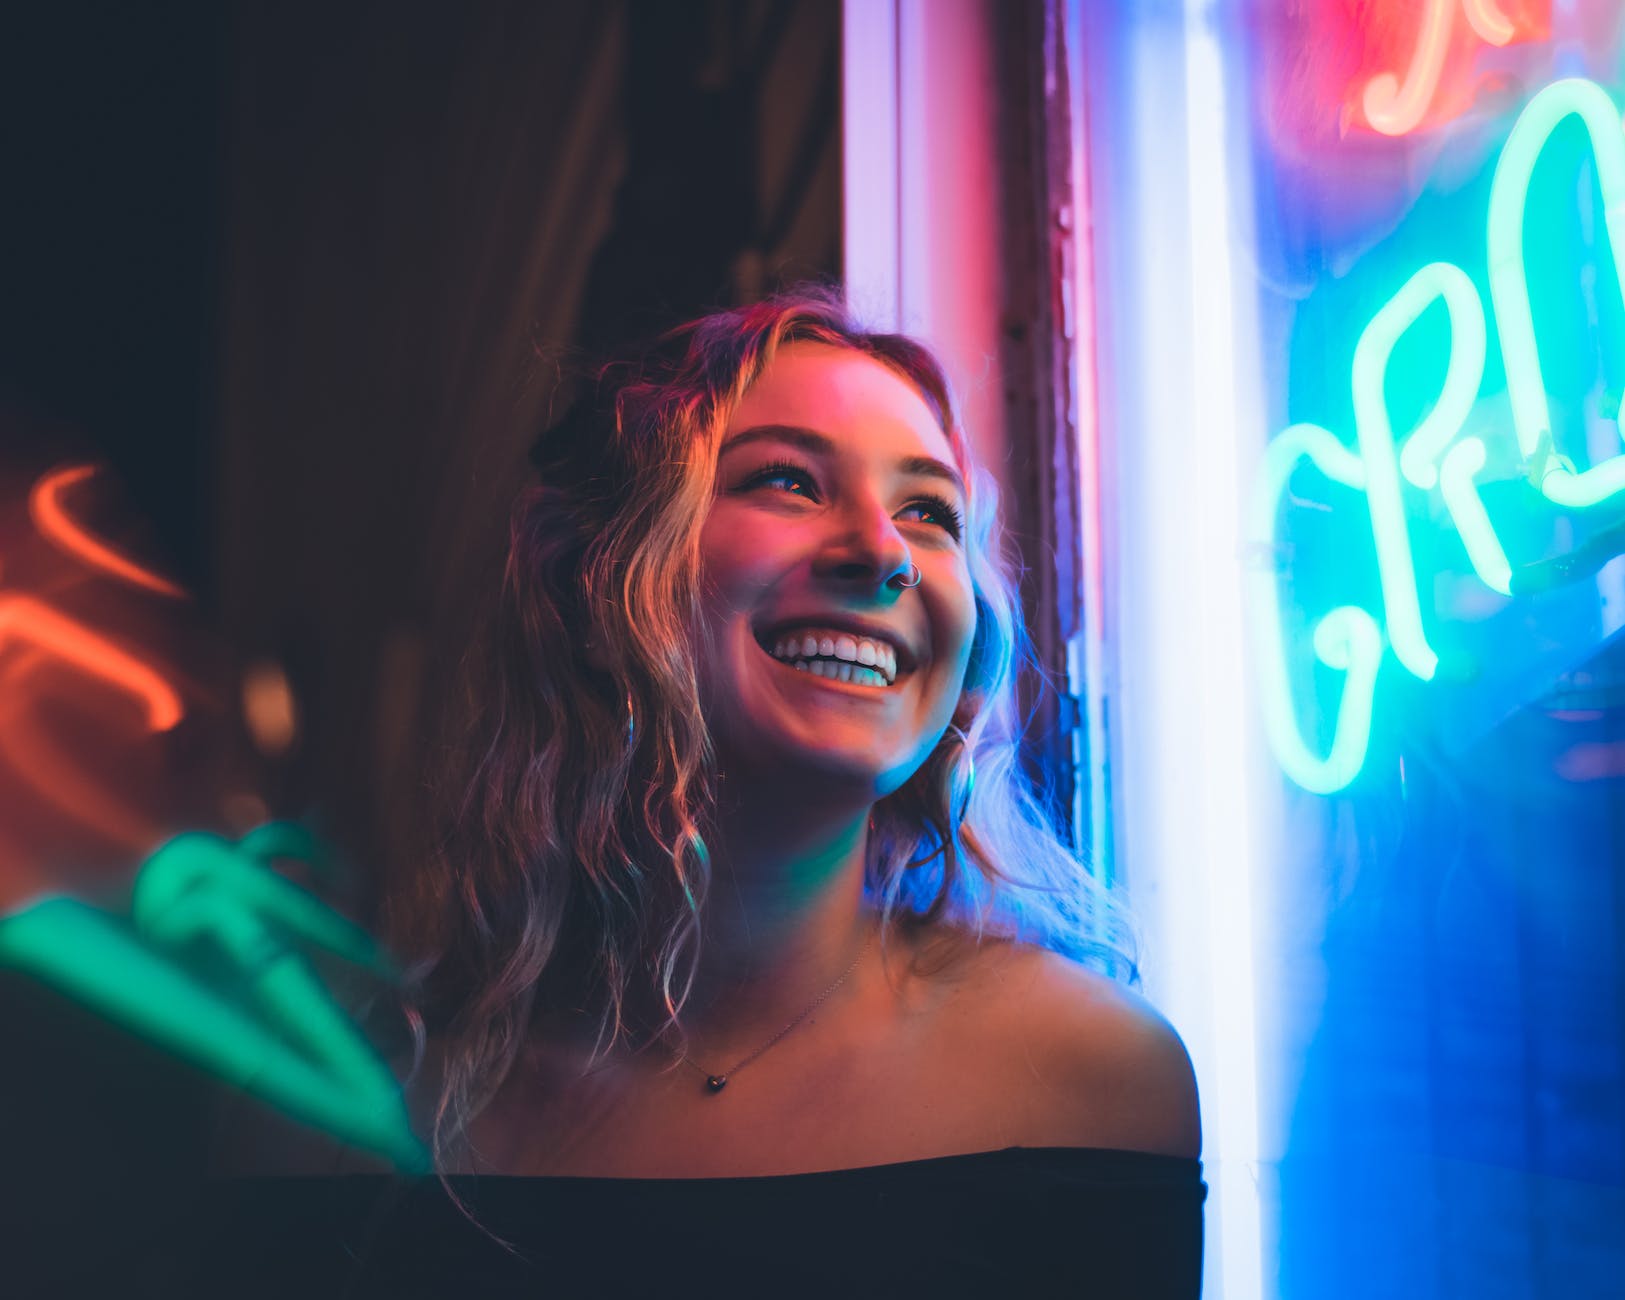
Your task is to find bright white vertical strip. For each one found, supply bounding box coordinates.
[895,0,931,338]
[841,0,900,331]
[1182,3,1264,1298]
[1114,11,1226,1287]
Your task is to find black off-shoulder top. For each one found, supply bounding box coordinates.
[183,1146,1204,1298]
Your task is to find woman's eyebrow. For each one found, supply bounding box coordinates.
[721,423,966,502]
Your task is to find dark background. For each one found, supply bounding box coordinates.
[0,6,1091,1290]
[2,0,840,856]
[0,2,840,1288]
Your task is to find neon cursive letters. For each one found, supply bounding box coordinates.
[1251,78,1625,793]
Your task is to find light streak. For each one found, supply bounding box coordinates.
[29,463,188,600]
[1352,261,1488,680]
[1392,265,1490,494]
[1462,0,1518,45]
[0,827,425,1172]
[0,655,163,850]
[1184,4,1263,1294]
[1253,77,1625,794]
[1362,0,1458,137]
[1488,77,1625,509]
[1438,439,1512,594]
[0,593,183,732]
[1247,426,1382,796]
[1359,0,1524,137]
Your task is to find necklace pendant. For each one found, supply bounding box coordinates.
[705,1075,728,1093]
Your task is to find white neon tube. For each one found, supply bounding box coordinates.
[1182,3,1264,1296]
[841,0,900,330]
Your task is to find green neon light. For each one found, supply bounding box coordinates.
[1352,262,1488,679]
[1248,424,1383,795]
[1253,78,1625,794]
[1438,438,1513,594]
[1488,77,1625,509]
[0,826,427,1173]
[1392,264,1489,492]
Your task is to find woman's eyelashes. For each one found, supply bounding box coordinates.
[741,458,964,540]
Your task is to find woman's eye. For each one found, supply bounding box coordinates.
[748,461,816,496]
[910,494,965,540]
[743,459,962,541]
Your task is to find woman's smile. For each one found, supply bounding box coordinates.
[752,633,908,698]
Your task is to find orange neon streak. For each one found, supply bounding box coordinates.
[1362,0,1456,136]
[0,661,164,851]
[29,464,188,600]
[1461,0,1517,45]
[0,594,184,732]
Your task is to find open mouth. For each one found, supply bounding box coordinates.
[752,634,904,691]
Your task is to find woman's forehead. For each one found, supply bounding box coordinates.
[724,341,952,459]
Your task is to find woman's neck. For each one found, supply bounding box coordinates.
[530,806,884,1073]
[673,785,878,1044]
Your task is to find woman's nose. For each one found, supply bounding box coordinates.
[812,497,916,588]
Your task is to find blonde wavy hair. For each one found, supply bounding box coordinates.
[383,284,1133,1183]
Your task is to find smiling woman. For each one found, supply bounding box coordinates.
[201,286,1204,1296]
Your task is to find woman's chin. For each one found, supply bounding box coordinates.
[714,712,898,789]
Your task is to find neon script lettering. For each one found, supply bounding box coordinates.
[1250,78,1625,794]
[1357,0,1536,136]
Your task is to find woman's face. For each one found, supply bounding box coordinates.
[694,341,977,798]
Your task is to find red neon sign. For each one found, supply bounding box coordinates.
[1351,0,1549,137]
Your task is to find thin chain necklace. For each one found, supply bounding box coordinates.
[676,930,874,1094]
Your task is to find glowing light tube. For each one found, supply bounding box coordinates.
[1392,264,1488,493]
[1438,438,1513,595]
[1362,0,1456,136]
[29,464,188,599]
[0,896,425,1171]
[1246,425,1383,795]
[0,828,426,1171]
[0,594,183,732]
[1462,0,1518,46]
[1183,3,1263,1294]
[1488,78,1625,510]
[1352,260,1489,681]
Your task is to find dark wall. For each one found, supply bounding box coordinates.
[0,4,839,1282]
[1,9,228,1283]
[0,2,227,598]
[212,0,841,899]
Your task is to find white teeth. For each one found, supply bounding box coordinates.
[767,627,901,684]
[797,659,888,687]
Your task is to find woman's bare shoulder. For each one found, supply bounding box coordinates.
[955,940,1203,1160]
